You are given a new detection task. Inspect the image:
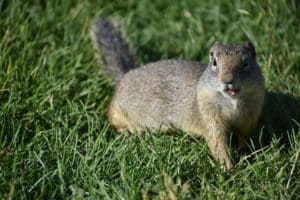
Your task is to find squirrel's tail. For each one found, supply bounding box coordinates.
[90,19,135,82]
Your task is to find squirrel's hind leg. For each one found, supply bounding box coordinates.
[107,105,143,134]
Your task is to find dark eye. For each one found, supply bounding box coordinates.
[210,52,217,69]
[213,58,217,67]
[243,59,249,69]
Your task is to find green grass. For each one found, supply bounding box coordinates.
[0,0,300,199]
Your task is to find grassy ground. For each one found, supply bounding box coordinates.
[0,0,300,199]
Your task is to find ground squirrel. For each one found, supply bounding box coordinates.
[90,19,265,171]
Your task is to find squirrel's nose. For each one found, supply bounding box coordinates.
[221,74,234,84]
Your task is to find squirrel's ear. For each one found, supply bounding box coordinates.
[212,42,222,48]
[210,42,221,53]
[245,41,256,57]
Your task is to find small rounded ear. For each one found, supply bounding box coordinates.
[245,41,256,57]
[211,42,222,49]
[209,42,222,56]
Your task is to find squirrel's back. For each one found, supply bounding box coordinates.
[112,59,206,129]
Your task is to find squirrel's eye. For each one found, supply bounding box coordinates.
[243,59,249,69]
[211,57,217,70]
[213,58,217,67]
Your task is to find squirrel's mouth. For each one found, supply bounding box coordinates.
[224,88,240,97]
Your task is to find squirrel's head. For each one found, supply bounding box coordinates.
[207,42,263,99]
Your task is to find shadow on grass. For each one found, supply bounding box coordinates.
[254,91,300,149]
